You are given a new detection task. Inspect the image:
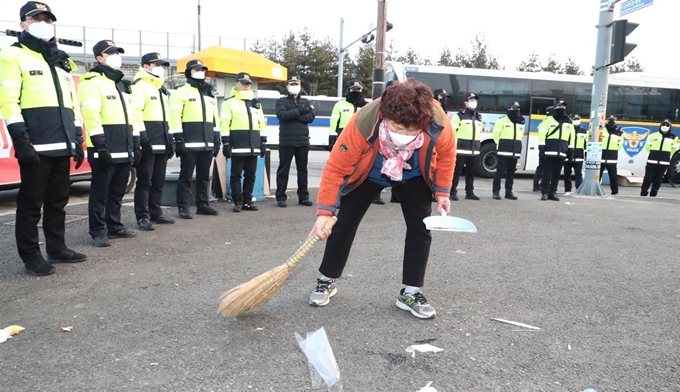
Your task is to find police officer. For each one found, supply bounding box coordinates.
[130,53,175,230]
[329,79,368,148]
[79,39,139,247]
[492,102,524,200]
[533,105,555,192]
[600,115,623,195]
[220,72,266,212]
[641,120,678,197]
[0,1,86,275]
[537,100,574,201]
[169,59,220,219]
[563,114,588,195]
[433,88,452,119]
[450,93,483,200]
[275,75,315,208]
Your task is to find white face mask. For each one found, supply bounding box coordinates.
[28,21,54,41]
[105,53,122,70]
[388,130,418,147]
[192,71,205,80]
[661,126,670,133]
[573,120,581,126]
[466,101,478,110]
[288,85,301,95]
[150,66,165,78]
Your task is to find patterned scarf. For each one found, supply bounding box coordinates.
[378,120,424,181]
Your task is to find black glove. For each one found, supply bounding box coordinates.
[96,148,112,170]
[141,139,153,159]
[13,139,40,165]
[166,143,174,159]
[133,149,142,167]
[538,145,545,160]
[213,142,220,158]
[222,144,232,158]
[74,142,85,169]
[174,140,187,157]
[260,136,267,158]
[298,103,311,115]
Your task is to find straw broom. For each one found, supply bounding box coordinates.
[217,217,337,318]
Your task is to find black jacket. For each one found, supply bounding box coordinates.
[275,94,315,147]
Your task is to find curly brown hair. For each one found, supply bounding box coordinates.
[380,79,434,131]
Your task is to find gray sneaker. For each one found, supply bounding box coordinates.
[396,288,436,319]
[309,278,337,307]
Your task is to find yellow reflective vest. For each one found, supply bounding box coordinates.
[538,116,575,158]
[493,116,524,158]
[329,99,357,134]
[169,80,219,152]
[77,65,136,163]
[451,109,483,155]
[600,126,623,164]
[130,68,171,154]
[0,41,81,156]
[220,88,266,156]
[645,131,679,165]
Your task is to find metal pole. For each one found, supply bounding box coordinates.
[197,0,202,51]
[139,30,142,58]
[83,26,86,58]
[337,18,344,98]
[166,32,170,59]
[576,0,620,197]
[372,0,387,99]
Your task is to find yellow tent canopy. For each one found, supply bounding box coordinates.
[177,46,287,84]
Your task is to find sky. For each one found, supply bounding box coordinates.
[0,0,675,76]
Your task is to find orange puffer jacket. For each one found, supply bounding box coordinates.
[316,98,456,217]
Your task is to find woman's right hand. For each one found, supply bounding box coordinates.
[307,215,333,241]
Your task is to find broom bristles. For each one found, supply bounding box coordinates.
[217,216,337,318]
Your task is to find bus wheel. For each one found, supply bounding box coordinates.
[476,143,497,178]
[667,153,680,181]
[125,167,136,194]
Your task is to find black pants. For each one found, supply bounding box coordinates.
[533,156,544,189]
[230,155,258,205]
[563,160,584,192]
[134,153,168,220]
[16,156,71,262]
[641,163,666,195]
[319,176,433,287]
[600,163,619,194]
[451,154,477,196]
[176,150,212,209]
[89,161,131,238]
[493,156,517,194]
[276,146,309,201]
[541,157,563,195]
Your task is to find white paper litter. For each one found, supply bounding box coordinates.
[0,329,9,343]
[405,344,444,358]
[418,381,438,391]
[491,318,541,330]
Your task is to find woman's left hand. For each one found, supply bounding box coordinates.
[435,196,450,215]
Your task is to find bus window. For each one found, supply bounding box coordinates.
[468,76,529,114]
[607,85,625,119]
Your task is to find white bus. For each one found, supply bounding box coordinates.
[385,61,680,178]
[257,90,344,149]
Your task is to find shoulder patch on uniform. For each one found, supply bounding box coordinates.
[339,144,348,153]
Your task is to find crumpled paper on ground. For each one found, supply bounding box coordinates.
[0,325,25,343]
[418,381,438,391]
[405,343,444,358]
[295,327,342,391]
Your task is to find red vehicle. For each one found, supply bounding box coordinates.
[0,75,135,192]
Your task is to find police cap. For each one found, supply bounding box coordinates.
[20,1,56,22]
[92,40,125,57]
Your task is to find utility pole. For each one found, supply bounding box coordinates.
[576,0,622,197]
[337,18,344,98]
[197,0,202,51]
[372,0,387,100]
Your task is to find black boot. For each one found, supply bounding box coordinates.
[548,193,560,201]
[492,192,501,200]
[372,195,385,205]
[505,191,518,200]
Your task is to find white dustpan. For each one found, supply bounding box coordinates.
[423,209,477,233]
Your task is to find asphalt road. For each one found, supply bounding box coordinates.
[1,153,680,391]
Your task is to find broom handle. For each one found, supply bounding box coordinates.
[285,216,338,269]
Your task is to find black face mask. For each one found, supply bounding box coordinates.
[507,110,522,119]
[606,121,616,129]
[554,108,567,118]
[438,98,447,110]
[347,91,363,103]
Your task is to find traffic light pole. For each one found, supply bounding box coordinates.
[372,0,388,100]
[576,0,621,197]
[337,18,345,98]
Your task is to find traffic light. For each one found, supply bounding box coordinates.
[361,33,375,44]
[610,19,639,65]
